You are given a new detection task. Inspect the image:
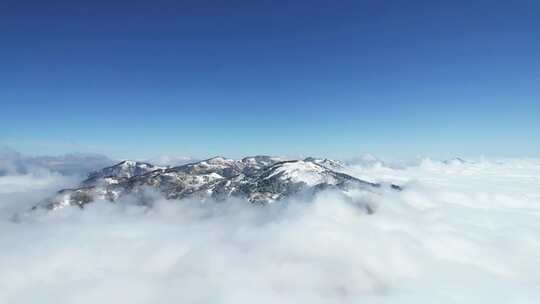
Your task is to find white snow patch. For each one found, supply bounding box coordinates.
[266,161,337,186]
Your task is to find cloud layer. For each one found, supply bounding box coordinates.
[0,157,539,303]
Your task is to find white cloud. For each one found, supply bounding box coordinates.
[0,158,539,303]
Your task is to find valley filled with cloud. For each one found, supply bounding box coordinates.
[0,152,538,303]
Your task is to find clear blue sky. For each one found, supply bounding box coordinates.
[1,0,539,159]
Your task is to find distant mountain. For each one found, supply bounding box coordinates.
[144,155,198,167]
[0,147,114,176]
[347,153,386,168]
[442,157,469,165]
[37,156,400,211]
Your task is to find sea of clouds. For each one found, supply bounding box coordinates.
[0,153,539,304]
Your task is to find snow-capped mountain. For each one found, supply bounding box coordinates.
[39,156,400,210]
[82,160,165,186]
[303,157,345,171]
[239,155,285,175]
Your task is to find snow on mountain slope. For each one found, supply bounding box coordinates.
[238,160,379,204]
[240,155,284,175]
[83,160,164,186]
[263,160,338,186]
[303,157,345,171]
[168,156,241,178]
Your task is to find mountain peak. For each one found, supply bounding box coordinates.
[303,157,345,171]
[83,160,163,186]
[261,160,333,185]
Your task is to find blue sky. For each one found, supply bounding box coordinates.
[1,0,539,159]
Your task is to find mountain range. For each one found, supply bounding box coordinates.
[37,156,401,211]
